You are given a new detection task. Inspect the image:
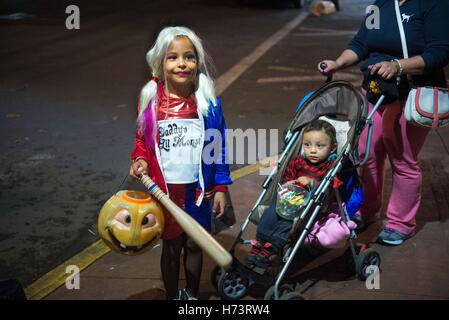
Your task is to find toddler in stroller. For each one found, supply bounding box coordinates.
[244,119,357,270]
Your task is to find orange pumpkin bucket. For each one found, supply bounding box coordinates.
[97,190,164,255]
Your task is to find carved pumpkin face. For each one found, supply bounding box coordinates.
[98,190,164,256]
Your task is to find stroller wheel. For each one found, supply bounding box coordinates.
[264,284,295,300]
[210,266,223,290]
[217,268,249,300]
[355,249,381,281]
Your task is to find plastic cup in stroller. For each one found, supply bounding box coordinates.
[276,183,309,220]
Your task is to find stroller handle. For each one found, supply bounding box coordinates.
[319,62,333,83]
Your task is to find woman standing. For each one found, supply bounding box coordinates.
[317,0,449,245]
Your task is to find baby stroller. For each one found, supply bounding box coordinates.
[210,80,384,300]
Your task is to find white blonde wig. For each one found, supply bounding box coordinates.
[137,26,216,130]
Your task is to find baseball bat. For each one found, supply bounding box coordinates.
[140,173,232,268]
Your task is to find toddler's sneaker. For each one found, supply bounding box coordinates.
[377,227,412,246]
[244,240,262,267]
[254,242,279,269]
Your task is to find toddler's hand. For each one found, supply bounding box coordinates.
[130,159,148,180]
[296,176,314,188]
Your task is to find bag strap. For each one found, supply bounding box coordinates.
[394,0,413,83]
[394,0,409,59]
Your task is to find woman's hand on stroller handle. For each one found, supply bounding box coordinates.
[318,60,338,82]
[318,60,336,74]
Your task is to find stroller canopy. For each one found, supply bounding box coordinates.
[286,81,368,141]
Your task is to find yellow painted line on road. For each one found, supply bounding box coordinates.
[230,164,259,181]
[25,239,110,300]
[25,156,279,300]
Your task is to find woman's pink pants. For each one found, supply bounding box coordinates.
[358,94,430,235]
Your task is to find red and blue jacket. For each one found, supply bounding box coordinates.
[131,97,232,207]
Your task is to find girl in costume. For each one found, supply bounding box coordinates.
[129,26,232,300]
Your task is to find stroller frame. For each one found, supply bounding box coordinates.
[212,81,384,300]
